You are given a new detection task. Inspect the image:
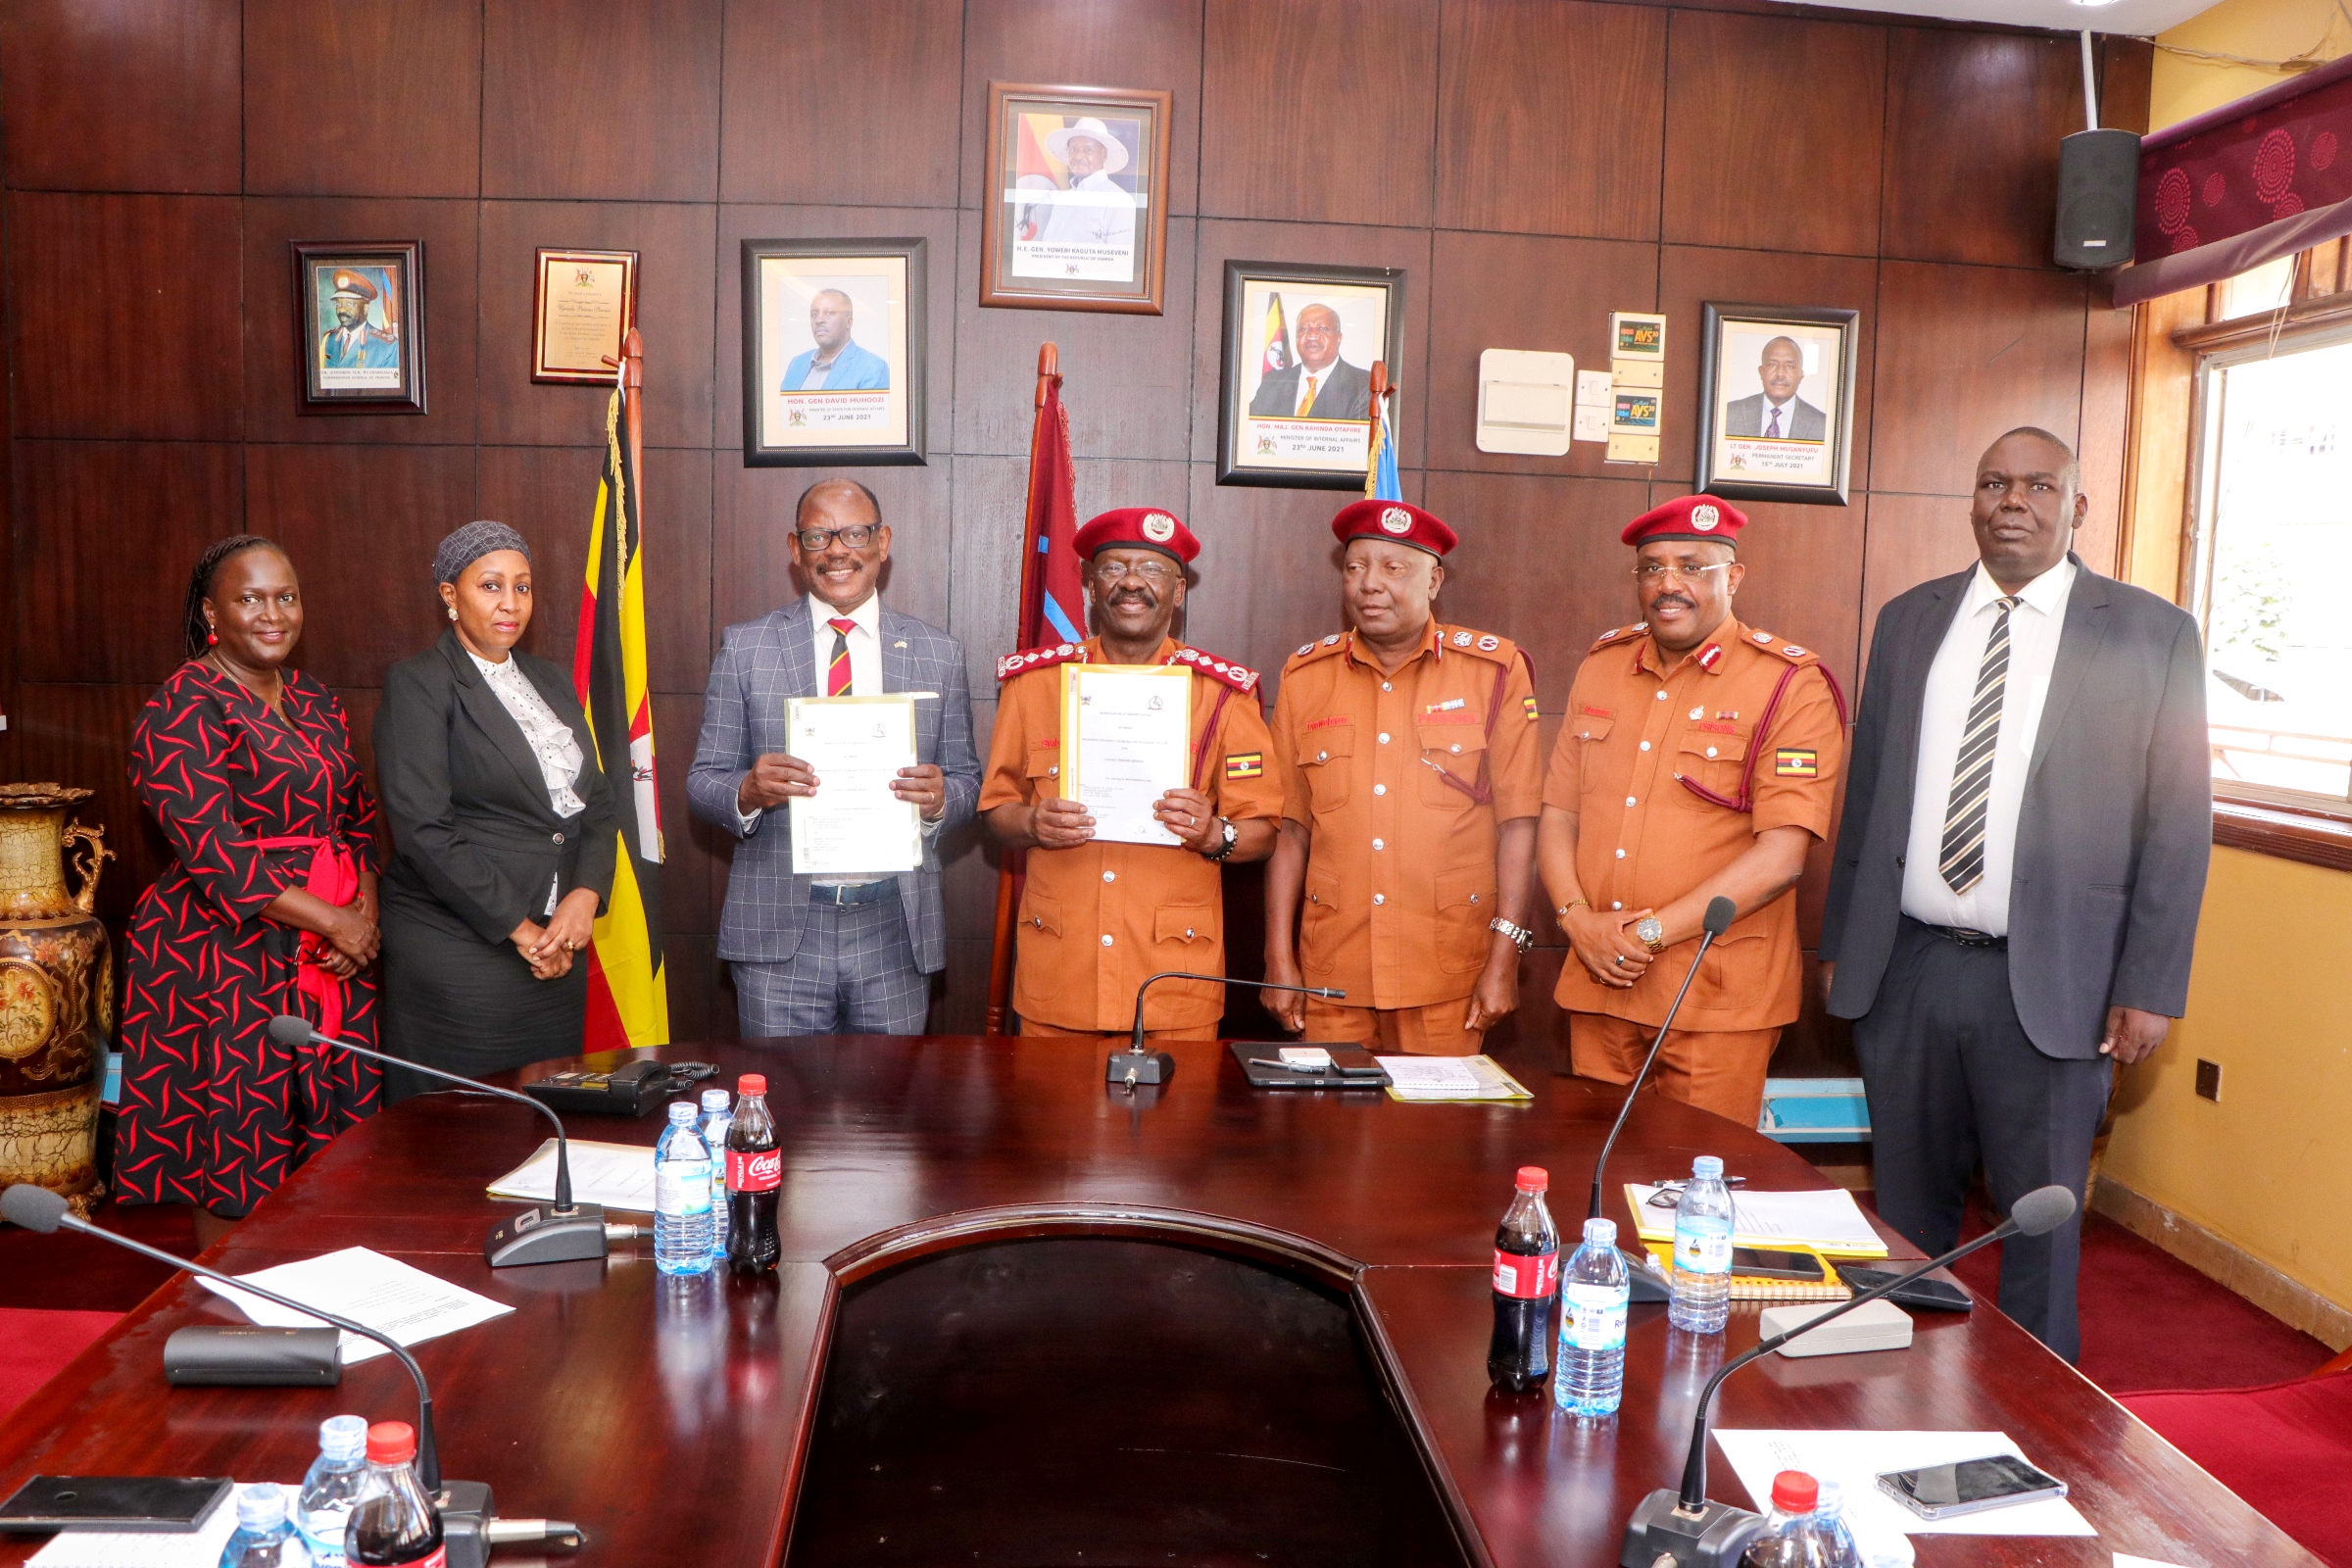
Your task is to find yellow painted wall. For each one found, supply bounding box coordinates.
[2149,0,2349,131]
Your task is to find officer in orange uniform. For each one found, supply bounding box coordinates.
[1538,496,1846,1126]
[982,508,1284,1039]
[1262,500,1544,1054]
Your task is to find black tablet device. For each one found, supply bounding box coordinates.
[0,1475,233,1533]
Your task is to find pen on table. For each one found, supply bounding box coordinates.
[1247,1057,1331,1073]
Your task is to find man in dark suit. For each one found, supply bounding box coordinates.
[1250,304,1372,420]
[1723,335,1827,441]
[688,479,981,1035]
[1820,427,2210,1361]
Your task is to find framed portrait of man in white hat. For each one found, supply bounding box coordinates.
[292,241,424,413]
[980,82,1172,315]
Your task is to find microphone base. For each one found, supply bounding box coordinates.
[1624,1249,1672,1303]
[1105,1047,1176,1087]
[436,1480,496,1568]
[1619,1490,1763,1568]
[484,1203,609,1268]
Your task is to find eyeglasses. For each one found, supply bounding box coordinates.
[796,524,880,551]
[1642,1176,1749,1208]
[1094,560,1181,584]
[1630,562,1735,584]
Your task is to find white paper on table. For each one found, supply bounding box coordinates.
[1626,1184,1886,1255]
[196,1248,513,1365]
[1713,1431,2096,1538]
[24,1486,271,1568]
[487,1136,658,1213]
[1062,664,1190,846]
[1378,1055,1482,1093]
[784,694,921,877]
[2115,1556,2194,1567]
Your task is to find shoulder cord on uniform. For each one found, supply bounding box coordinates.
[1191,682,1236,794]
[1675,660,1844,813]
[1427,658,1515,808]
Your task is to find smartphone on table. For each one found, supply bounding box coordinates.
[1876,1453,2068,1520]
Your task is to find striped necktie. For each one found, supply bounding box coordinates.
[1937,596,2020,894]
[826,617,857,697]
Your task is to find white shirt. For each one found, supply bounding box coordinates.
[1900,558,2077,935]
[469,650,586,916]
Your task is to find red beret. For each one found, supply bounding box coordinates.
[1621,495,1747,549]
[1074,507,1200,564]
[1331,499,1458,558]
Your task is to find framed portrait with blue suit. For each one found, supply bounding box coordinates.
[742,237,927,468]
[1692,301,1858,506]
[293,241,425,414]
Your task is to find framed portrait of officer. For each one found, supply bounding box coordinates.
[741,237,928,467]
[980,82,1173,315]
[1692,302,1858,506]
[292,241,425,414]
[1216,262,1406,489]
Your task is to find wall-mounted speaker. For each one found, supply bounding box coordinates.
[2055,126,2139,270]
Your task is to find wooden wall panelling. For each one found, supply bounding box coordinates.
[243,444,479,690]
[0,0,242,194]
[13,441,246,687]
[711,457,957,639]
[1869,260,2087,496]
[1422,230,1660,477]
[1880,29,2080,270]
[6,683,170,927]
[2075,299,2133,575]
[664,934,734,1044]
[957,0,1206,217]
[712,204,960,461]
[5,193,243,442]
[1660,11,1886,258]
[475,200,720,450]
[243,0,482,198]
[717,0,964,207]
[934,937,995,1033]
[649,690,718,944]
[2098,36,2154,135]
[481,0,723,202]
[1434,0,1668,241]
[1856,489,1979,675]
[1199,0,1441,229]
[937,782,1003,952]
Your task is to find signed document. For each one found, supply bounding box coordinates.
[1061,663,1191,847]
[785,695,921,877]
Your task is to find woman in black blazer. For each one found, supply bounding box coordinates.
[374,522,617,1095]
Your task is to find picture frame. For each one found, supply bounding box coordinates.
[532,248,639,385]
[741,238,927,468]
[1215,261,1406,490]
[292,241,425,414]
[1692,302,1859,507]
[979,82,1173,315]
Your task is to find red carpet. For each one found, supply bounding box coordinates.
[2123,1369,2352,1568]
[0,1307,122,1422]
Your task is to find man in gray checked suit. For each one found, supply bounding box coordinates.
[689,478,980,1035]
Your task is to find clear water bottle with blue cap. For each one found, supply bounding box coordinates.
[1668,1154,1735,1334]
[296,1414,368,1567]
[1553,1216,1631,1417]
[219,1483,309,1568]
[654,1100,714,1275]
[698,1087,732,1262]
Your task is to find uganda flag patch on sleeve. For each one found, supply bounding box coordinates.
[1225,753,1265,780]
[1774,748,1820,778]
[1522,696,1540,721]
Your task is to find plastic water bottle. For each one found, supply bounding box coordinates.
[654,1100,714,1276]
[1809,1482,1867,1568]
[1740,1470,1823,1567]
[296,1414,368,1567]
[698,1087,732,1263]
[1669,1154,1736,1334]
[1553,1216,1631,1417]
[219,1485,309,1568]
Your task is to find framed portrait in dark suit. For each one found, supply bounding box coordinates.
[293,241,424,414]
[1693,302,1858,506]
[741,237,928,467]
[1216,261,1405,489]
[980,82,1173,315]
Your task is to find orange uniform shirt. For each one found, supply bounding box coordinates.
[1268,622,1544,1010]
[981,637,1282,1032]
[1544,614,1846,1031]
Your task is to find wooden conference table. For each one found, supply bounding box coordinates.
[0,1036,2318,1567]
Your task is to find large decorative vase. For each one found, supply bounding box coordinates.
[0,784,114,1212]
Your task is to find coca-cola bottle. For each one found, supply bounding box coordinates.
[725,1073,781,1274]
[1487,1165,1560,1393]
[345,1421,444,1567]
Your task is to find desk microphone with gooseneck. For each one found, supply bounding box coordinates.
[1618,1182,2080,1568]
[1585,895,1740,1303]
[1111,972,1346,1087]
[268,1014,612,1268]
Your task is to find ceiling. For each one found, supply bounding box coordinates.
[1771,0,2223,40]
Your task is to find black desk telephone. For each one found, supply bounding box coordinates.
[521,1058,716,1116]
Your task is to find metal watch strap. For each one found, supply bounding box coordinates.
[1489,916,1534,954]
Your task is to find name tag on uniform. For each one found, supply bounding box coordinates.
[1774,749,1819,778]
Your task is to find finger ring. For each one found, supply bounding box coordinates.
[1613,955,1626,966]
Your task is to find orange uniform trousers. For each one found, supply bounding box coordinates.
[1568,1011,1780,1128]
[1301,994,1483,1055]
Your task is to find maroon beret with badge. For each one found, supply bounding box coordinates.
[1074,507,1200,564]
[1330,498,1458,558]
[1621,495,1748,549]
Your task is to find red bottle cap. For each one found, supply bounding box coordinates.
[1771,1470,1818,1512]
[366,1421,417,1465]
[739,1074,767,1097]
[1515,1166,1548,1192]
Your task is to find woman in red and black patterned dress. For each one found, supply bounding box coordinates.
[114,536,384,1240]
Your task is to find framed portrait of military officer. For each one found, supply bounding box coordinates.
[1691,302,1858,506]
[1216,262,1406,489]
[292,241,425,414]
[741,237,928,467]
[980,82,1173,315]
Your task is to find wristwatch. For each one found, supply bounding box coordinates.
[1489,916,1535,954]
[1635,915,1667,954]
[1203,816,1239,861]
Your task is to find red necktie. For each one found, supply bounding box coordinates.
[826,617,856,696]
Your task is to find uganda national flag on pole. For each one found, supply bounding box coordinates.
[574,328,669,1049]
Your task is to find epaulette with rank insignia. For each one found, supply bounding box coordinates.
[1736,630,1848,724]
[1589,622,1648,651]
[1284,632,1349,671]
[995,642,1086,682]
[1170,646,1261,696]
[1437,624,1519,665]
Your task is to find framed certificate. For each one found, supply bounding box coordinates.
[532,248,639,384]
[1061,664,1190,847]
[783,695,921,877]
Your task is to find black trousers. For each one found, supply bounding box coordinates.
[1852,917,2112,1363]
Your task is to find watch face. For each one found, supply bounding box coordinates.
[1636,917,1664,945]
